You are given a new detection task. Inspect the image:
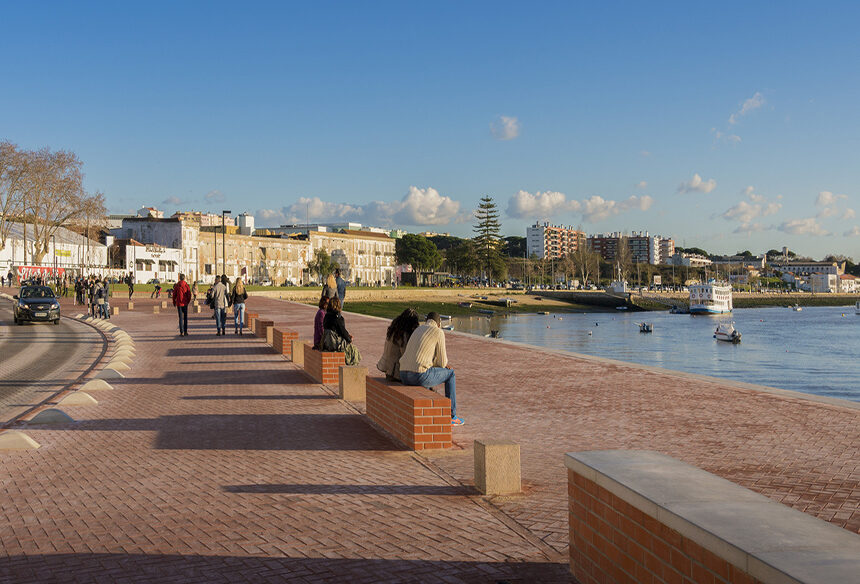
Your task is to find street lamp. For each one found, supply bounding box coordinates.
[222,210,231,276]
[51,234,57,286]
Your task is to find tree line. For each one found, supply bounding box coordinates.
[0,141,107,264]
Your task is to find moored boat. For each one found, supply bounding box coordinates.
[856,300,860,315]
[689,280,733,315]
[714,323,741,343]
[639,322,653,333]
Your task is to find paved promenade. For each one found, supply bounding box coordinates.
[1,290,859,582]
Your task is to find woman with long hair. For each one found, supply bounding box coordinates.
[231,276,248,334]
[314,295,329,349]
[322,296,361,365]
[376,308,420,381]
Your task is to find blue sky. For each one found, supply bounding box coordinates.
[1,1,858,258]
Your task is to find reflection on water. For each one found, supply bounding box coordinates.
[451,306,860,402]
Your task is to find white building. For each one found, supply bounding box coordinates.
[108,239,181,283]
[1,221,107,281]
[111,217,200,283]
[237,213,254,236]
[838,274,858,293]
[772,261,845,277]
[527,222,586,259]
[670,252,712,267]
[807,273,838,293]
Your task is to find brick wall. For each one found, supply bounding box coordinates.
[568,468,763,584]
[272,328,299,358]
[255,319,273,339]
[245,312,259,329]
[366,376,452,451]
[302,342,344,385]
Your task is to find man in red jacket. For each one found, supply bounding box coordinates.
[172,274,192,336]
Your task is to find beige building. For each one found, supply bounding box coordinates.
[197,230,309,285]
[309,230,395,286]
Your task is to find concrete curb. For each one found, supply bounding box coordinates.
[105,361,131,373]
[57,392,98,406]
[0,430,40,450]
[96,369,125,380]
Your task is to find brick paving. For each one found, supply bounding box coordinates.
[245,298,860,553]
[1,291,859,582]
[0,292,569,583]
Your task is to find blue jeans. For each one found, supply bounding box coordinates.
[233,303,245,332]
[401,368,457,418]
[214,308,226,332]
[176,305,188,334]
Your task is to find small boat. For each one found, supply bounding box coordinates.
[439,314,452,320]
[458,302,472,308]
[714,323,741,344]
[855,300,860,315]
[484,329,502,338]
[792,304,802,312]
[639,322,653,333]
[442,325,454,331]
[615,306,628,310]
[477,308,495,315]
[538,311,550,315]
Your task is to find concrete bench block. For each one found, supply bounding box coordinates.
[127,301,134,310]
[339,366,367,401]
[105,361,131,372]
[474,439,521,495]
[111,307,120,316]
[153,305,161,313]
[29,408,74,424]
[0,430,40,450]
[80,379,113,391]
[58,392,98,406]
[161,301,168,309]
[193,304,201,313]
[96,369,125,380]
[291,339,305,367]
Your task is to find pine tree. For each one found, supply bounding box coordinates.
[472,195,502,280]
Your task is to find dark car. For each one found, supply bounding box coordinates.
[13,286,61,325]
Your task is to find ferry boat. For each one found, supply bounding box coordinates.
[689,281,733,315]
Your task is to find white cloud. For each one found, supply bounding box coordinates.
[204,190,225,203]
[844,226,860,237]
[506,190,652,223]
[162,195,183,206]
[720,187,781,233]
[580,195,653,223]
[490,115,520,141]
[815,190,853,219]
[677,173,717,194]
[713,129,742,144]
[506,190,579,218]
[778,217,830,236]
[733,222,768,235]
[729,92,765,125]
[635,181,647,189]
[257,187,462,228]
[640,150,651,157]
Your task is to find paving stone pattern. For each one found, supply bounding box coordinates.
[250,298,860,554]
[0,293,570,583]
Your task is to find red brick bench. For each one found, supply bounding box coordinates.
[254,318,274,343]
[273,327,299,358]
[302,342,345,385]
[365,376,452,450]
[245,311,259,329]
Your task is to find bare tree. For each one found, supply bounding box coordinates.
[22,148,87,264]
[0,141,26,253]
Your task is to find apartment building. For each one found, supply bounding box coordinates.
[526,222,586,259]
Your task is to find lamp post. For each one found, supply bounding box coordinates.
[222,210,231,276]
[51,234,57,288]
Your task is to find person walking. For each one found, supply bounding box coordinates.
[230,277,248,334]
[126,273,134,299]
[102,279,111,318]
[211,275,229,335]
[191,280,199,304]
[335,268,347,307]
[399,311,463,426]
[94,279,107,319]
[172,274,191,336]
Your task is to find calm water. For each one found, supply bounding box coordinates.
[451,306,860,402]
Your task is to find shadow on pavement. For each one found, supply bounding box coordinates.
[167,346,275,357]
[181,394,336,400]
[121,368,308,385]
[40,414,398,451]
[0,553,572,583]
[222,483,479,496]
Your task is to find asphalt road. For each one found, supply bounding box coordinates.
[0,301,104,424]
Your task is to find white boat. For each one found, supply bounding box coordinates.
[714,323,741,343]
[689,281,733,315]
[792,304,802,311]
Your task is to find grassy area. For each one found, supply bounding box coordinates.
[335,299,586,320]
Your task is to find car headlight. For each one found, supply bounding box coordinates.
[51,302,60,309]
[18,303,29,310]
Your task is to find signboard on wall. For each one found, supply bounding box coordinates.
[653,275,662,286]
[17,266,66,280]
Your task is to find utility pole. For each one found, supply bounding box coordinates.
[222,210,231,276]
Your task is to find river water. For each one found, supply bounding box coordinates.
[451,305,860,402]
